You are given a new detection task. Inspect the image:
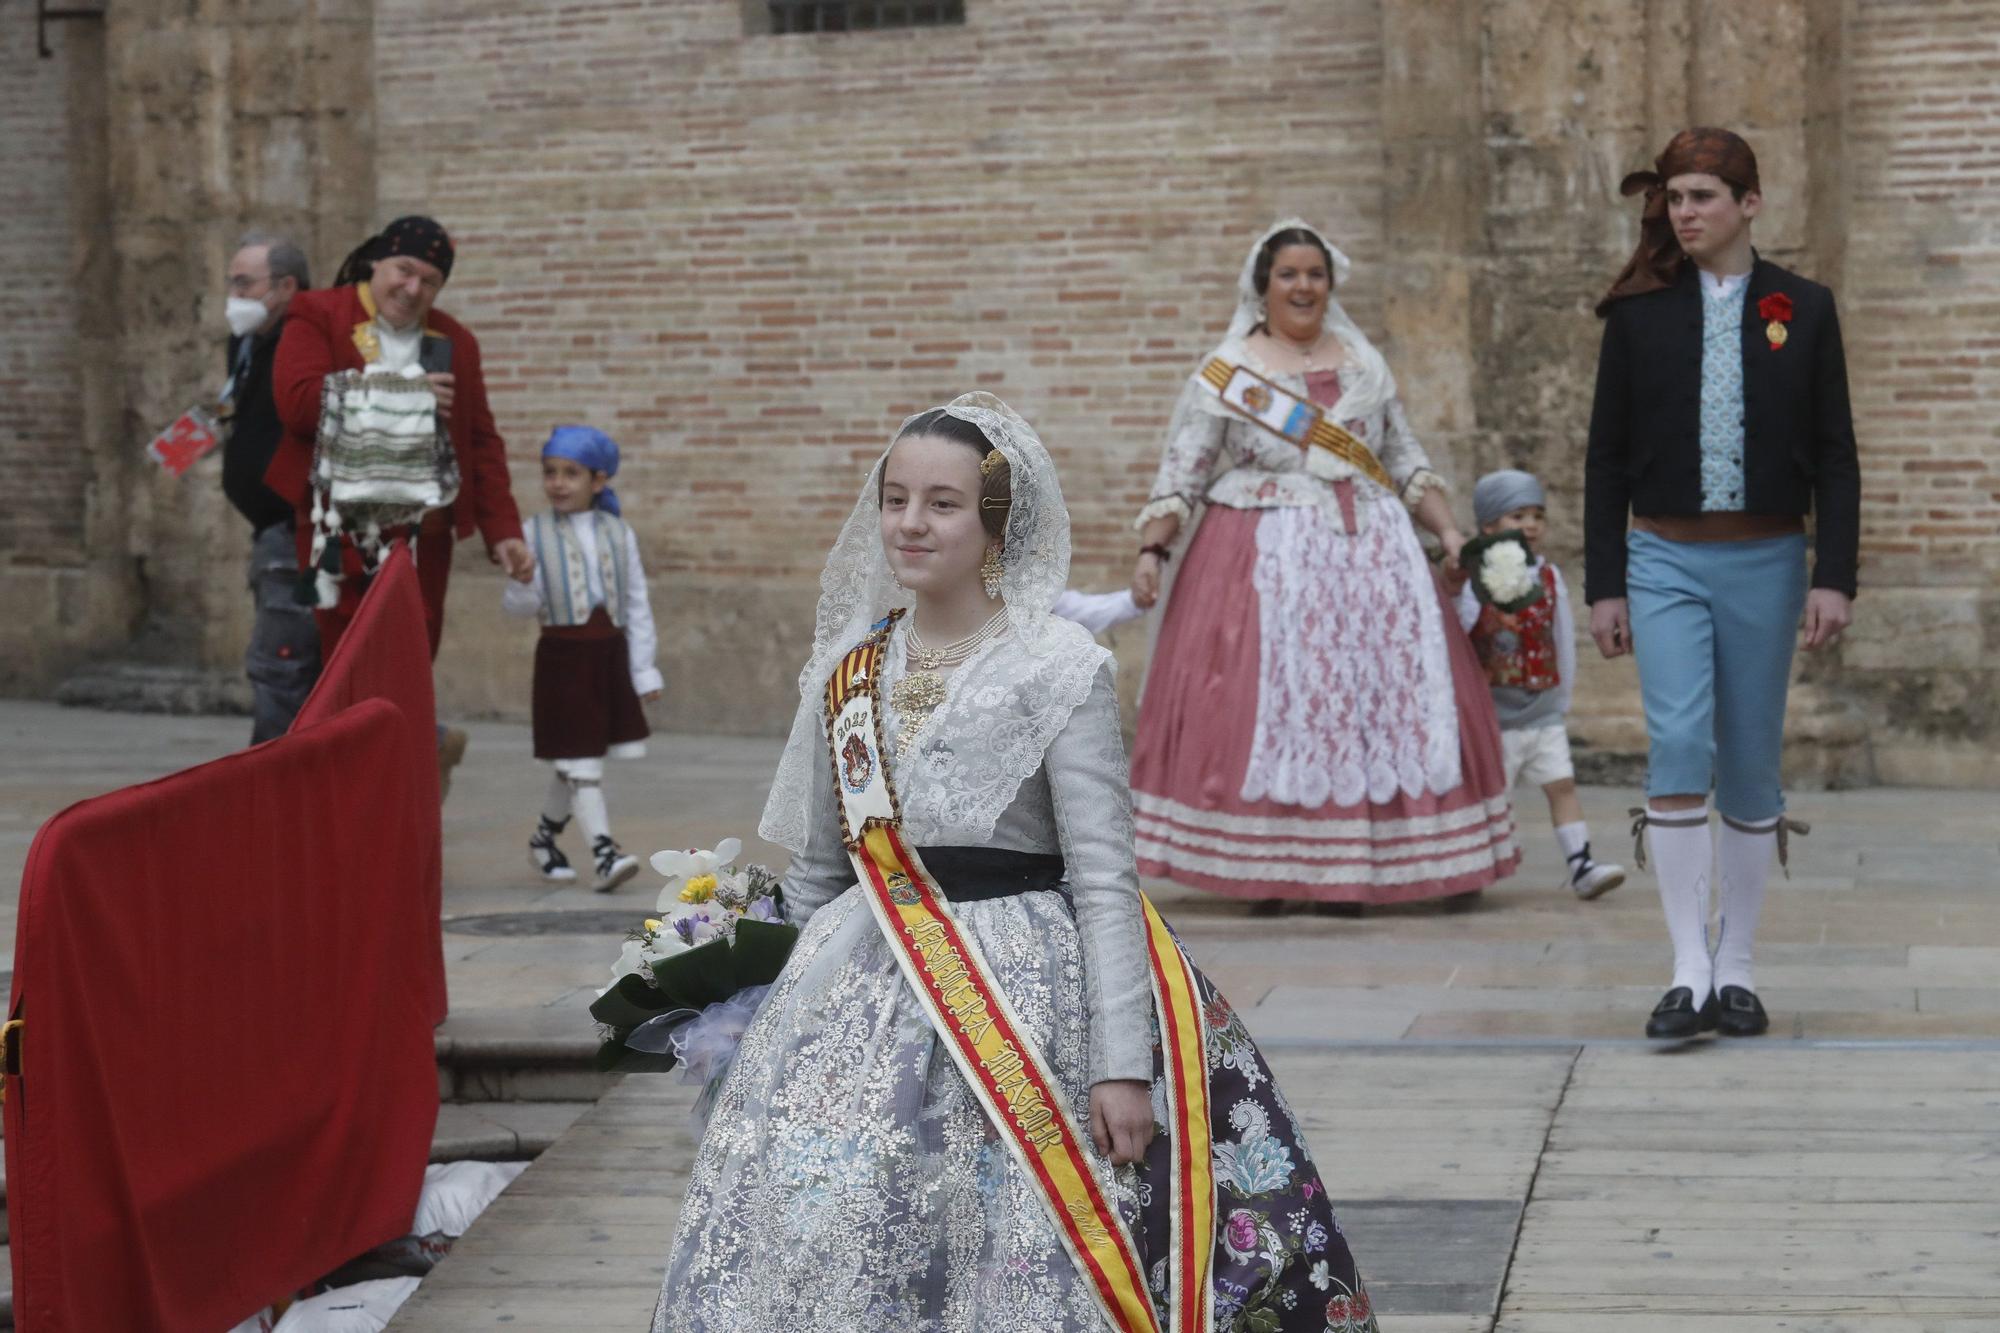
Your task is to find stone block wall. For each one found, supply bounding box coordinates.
[0,20,132,693]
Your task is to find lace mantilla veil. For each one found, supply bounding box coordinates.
[1223,217,1397,424]
[759,392,1107,852]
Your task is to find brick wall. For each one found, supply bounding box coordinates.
[375,0,1387,727]
[1833,0,2000,780]
[1846,0,2000,586]
[0,40,85,566]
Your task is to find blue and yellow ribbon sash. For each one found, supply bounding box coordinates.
[1200,356,1394,491]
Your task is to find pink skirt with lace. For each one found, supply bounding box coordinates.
[1131,504,1520,904]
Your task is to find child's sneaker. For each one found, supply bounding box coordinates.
[529,815,576,882]
[592,834,640,893]
[1568,847,1626,900]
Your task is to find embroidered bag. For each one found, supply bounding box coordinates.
[301,369,460,607]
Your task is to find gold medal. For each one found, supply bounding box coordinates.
[1766,320,1788,348]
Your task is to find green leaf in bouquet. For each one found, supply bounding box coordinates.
[648,937,738,1008]
[594,1035,679,1074]
[593,1035,629,1072]
[588,972,678,1030]
[729,918,800,987]
[620,1049,681,1074]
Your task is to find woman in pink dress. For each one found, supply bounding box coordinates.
[1129,219,1519,910]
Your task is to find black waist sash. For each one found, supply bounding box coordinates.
[847,846,1067,904]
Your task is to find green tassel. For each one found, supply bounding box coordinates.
[292,570,320,606]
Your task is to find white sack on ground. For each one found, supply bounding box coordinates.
[271,1278,420,1332]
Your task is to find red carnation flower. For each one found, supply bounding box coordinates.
[1758,292,1794,323]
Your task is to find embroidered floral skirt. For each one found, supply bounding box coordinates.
[652,888,1376,1332]
[1133,503,1520,904]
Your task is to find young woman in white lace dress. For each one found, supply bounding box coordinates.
[1129,219,1520,910]
[653,395,1378,1333]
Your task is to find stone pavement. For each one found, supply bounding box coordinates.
[8,702,1994,1048]
[391,1045,2000,1332]
[4,701,1998,1328]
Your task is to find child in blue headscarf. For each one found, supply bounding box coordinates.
[502,425,661,890]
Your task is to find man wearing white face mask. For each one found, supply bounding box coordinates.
[222,231,318,743]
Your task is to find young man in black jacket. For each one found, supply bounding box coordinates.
[223,232,319,743]
[1584,128,1860,1040]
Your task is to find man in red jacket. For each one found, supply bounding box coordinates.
[268,216,534,664]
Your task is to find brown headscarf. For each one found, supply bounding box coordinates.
[1596,128,1761,316]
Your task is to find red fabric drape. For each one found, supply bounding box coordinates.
[292,542,448,1023]
[4,698,439,1332]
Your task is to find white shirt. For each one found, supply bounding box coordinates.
[1697,266,1752,298]
[502,510,663,696]
[367,318,424,375]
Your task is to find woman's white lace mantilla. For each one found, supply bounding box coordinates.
[761,393,1111,851]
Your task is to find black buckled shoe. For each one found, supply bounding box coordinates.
[1713,985,1770,1037]
[1645,986,1718,1039]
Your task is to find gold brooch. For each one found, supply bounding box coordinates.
[1766,320,1789,350]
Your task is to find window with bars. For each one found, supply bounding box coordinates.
[757,1,965,35]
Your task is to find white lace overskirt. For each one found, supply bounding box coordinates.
[652,888,1117,1333]
[1242,500,1462,808]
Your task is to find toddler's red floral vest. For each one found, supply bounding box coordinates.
[1470,564,1560,691]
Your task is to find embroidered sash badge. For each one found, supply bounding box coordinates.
[1200,357,1395,490]
[839,732,874,795]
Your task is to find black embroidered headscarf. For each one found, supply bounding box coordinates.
[333,215,457,288]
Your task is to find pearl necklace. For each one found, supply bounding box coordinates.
[906,607,1009,670]
[1273,328,1333,373]
[890,607,1009,753]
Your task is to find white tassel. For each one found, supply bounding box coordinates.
[314,569,341,609]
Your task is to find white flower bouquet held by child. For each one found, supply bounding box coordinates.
[1458,528,1547,613]
[587,837,796,1073]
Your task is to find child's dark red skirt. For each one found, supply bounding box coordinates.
[533,608,650,760]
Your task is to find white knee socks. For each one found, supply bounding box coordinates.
[1646,802,1714,995]
[540,772,573,826]
[570,778,612,849]
[1713,815,1778,993]
[1554,820,1591,880]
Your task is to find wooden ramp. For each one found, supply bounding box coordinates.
[390,1043,2000,1331]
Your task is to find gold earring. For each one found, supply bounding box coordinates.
[981,546,1004,599]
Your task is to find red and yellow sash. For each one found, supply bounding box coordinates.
[1200,356,1394,491]
[825,612,1213,1333]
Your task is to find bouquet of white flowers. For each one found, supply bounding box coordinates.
[1458,530,1546,614]
[586,838,797,1073]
